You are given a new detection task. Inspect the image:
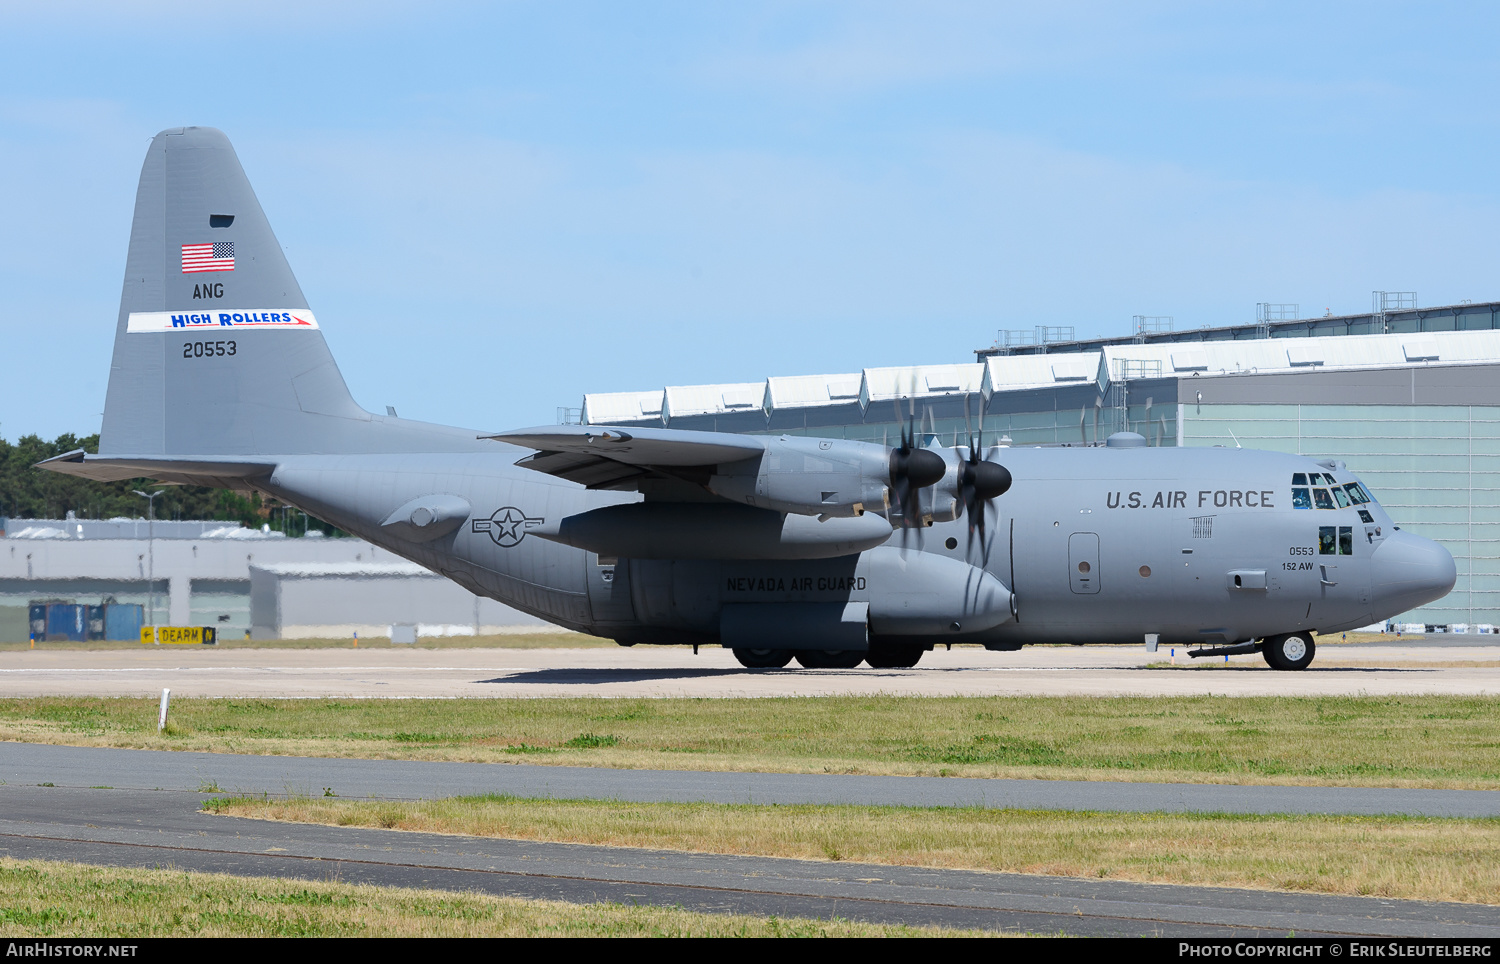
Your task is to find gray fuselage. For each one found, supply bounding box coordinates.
[259,440,1450,648]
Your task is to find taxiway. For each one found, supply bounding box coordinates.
[0,641,1496,698]
[1,781,1496,938]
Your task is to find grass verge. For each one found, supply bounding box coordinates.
[0,857,984,937]
[208,795,1500,905]
[1,694,1498,788]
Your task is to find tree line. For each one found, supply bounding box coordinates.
[0,433,341,535]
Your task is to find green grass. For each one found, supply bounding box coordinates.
[208,794,1500,905]
[0,858,992,937]
[2,694,1498,788]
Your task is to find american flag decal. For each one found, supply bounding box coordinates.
[181,242,235,273]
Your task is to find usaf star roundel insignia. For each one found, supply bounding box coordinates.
[472,506,545,548]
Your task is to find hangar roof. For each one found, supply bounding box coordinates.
[579,327,1500,428]
[663,382,768,421]
[859,364,984,410]
[250,562,436,578]
[581,389,665,426]
[981,352,1106,398]
[764,372,864,410]
[1100,328,1500,380]
[975,298,1500,360]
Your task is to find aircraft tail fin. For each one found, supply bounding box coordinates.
[99,126,371,459]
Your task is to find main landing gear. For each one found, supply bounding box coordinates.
[794,650,866,669]
[864,643,926,668]
[730,645,928,669]
[732,648,794,668]
[1261,633,1316,671]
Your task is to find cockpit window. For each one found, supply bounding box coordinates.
[1297,474,1376,509]
[1319,525,1354,555]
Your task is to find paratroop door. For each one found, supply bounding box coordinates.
[1069,532,1100,594]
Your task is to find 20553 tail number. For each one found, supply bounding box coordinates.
[183,340,236,358]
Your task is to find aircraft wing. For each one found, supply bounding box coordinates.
[484,425,767,489]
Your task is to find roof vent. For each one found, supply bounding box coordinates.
[1170,351,1208,372]
[1286,346,1324,367]
[721,391,758,409]
[827,380,860,400]
[1051,361,1092,381]
[924,374,961,392]
[1106,432,1147,448]
[1403,341,1439,362]
[638,397,663,416]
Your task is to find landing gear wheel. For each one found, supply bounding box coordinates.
[864,644,925,668]
[733,648,793,668]
[1262,633,1315,671]
[794,650,867,669]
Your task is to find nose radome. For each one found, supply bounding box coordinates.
[1371,530,1457,616]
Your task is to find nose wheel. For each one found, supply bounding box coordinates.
[1261,633,1315,671]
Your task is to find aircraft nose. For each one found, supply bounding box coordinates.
[1371,530,1457,616]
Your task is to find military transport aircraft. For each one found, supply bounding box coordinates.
[40,127,1457,670]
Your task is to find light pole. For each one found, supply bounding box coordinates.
[133,489,163,631]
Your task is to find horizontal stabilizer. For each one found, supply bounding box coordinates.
[36,449,276,487]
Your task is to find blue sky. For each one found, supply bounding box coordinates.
[4,2,1500,437]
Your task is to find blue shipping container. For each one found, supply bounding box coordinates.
[45,604,87,642]
[103,604,144,641]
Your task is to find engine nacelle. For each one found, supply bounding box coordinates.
[707,435,891,518]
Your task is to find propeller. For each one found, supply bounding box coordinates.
[958,396,1012,557]
[888,395,945,529]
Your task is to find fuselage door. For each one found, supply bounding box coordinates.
[586,553,635,625]
[1069,532,1101,594]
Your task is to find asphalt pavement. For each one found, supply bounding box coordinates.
[3,741,1498,817]
[2,783,1497,938]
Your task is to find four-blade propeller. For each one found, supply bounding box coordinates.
[957,396,1012,553]
[887,412,947,528]
[884,395,1012,533]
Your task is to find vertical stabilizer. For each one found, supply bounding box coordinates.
[101,127,368,457]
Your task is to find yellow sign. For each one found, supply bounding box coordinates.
[140,626,218,645]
